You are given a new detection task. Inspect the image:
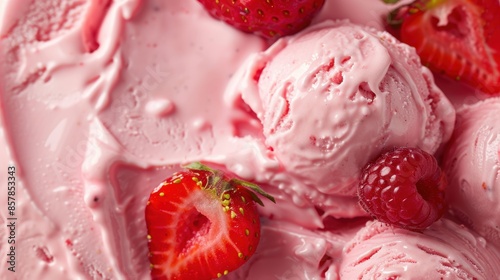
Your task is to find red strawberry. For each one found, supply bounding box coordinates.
[197,0,326,39]
[357,147,447,231]
[386,0,500,94]
[145,162,275,280]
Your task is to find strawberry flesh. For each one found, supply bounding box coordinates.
[146,164,273,280]
[392,0,500,94]
[176,207,211,254]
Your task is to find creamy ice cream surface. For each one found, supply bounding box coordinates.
[223,218,367,280]
[340,219,500,279]
[0,0,496,279]
[231,20,455,219]
[443,98,500,247]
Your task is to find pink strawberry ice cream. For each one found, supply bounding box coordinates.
[0,0,265,278]
[340,219,500,279]
[0,0,496,279]
[230,20,455,219]
[224,218,366,280]
[442,98,500,247]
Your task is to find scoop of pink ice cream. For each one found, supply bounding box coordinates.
[340,219,500,279]
[238,20,455,199]
[442,98,500,246]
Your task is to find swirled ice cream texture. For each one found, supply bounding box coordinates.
[340,219,500,279]
[0,0,266,278]
[233,21,455,218]
[443,98,500,247]
[0,0,469,279]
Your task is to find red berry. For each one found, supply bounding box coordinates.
[357,147,447,230]
[387,0,500,94]
[145,162,274,280]
[197,0,326,39]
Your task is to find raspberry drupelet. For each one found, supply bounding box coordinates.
[357,147,447,231]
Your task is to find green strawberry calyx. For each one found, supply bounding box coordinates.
[184,162,276,206]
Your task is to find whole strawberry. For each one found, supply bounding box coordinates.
[145,162,275,280]
[197,0,326,39]
[358,147,447,231]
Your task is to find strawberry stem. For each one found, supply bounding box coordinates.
[386,1,427,29]
[184,162,276,206]
[387,6,406,28]
[383,0,402,4]
[184,162,215,172]
[231,179,276,205]
[383,0,449,28]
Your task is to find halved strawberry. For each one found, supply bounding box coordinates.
[145,162,275,280]
[387,0,500,94]
[197,0,325,39]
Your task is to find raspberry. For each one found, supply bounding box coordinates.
[357,147,447,230]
